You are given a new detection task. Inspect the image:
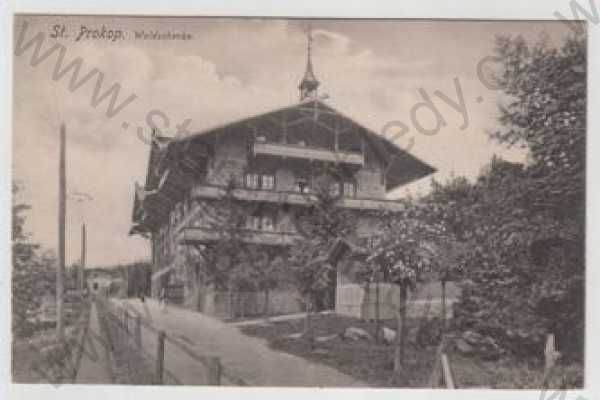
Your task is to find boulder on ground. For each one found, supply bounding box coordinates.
[382,327,396,344]
[315,333,338,343]
[458,330,502,360]
[343,326,373,341]
[286,332,303,340]
[463,330,484,345]
[455,338,475,355]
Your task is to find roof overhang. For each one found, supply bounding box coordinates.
[179,99,436,191]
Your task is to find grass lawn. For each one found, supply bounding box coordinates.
[12,338,53,383]
[240,313,437,387]
[240,313,583,388]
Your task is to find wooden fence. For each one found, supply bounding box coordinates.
[427,333,561,389]
[429,337,456,389]
[101,299,246,385]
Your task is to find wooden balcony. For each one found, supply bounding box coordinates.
[180,227,300,246]
[190,184,405,212]
[253,141,364,166]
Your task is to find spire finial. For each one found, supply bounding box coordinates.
[307,23,313,63]
[299,23,319,101]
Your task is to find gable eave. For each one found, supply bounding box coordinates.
[153,99,436,191]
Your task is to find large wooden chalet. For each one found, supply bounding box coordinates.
[130,37,435,317]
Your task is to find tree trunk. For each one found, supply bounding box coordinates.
[228,287,234,319]
[364,281,370,321]
[195,272,203,312]
[303,293,312,337]
[441,279,447,332]
[375,273,381,344]
[239,291,245,319]
[263,289,270,321]
[394,283,408,374]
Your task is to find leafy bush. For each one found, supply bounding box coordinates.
[416,316,442,348]
[432,35,585,361]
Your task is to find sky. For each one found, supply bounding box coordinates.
[12,16,574,267]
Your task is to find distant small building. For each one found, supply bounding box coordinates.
[86,269,125,296]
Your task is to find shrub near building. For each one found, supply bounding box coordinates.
[448,34,585,363]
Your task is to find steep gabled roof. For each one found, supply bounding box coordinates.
[174,99,436,191]
[132,100,437,234]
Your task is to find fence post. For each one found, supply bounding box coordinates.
[542,333,558,387]
[124,311,129,336]
[207,357,222,385]
[155,331,165,384]
[135,315,142,348]
[440,353,456,389]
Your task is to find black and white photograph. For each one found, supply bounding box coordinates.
[7,6,592,392]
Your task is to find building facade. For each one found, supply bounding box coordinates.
[130,40,435,318]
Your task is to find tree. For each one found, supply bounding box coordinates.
[239,246,286,318]
[425,176,473,328]
[366,201,447,372]
[492,35,585,210]
[184,179,248,287]
[12,182,55,337]
[289,172,355,336]
[451,159,584,358]
[12,182,38,270]
[185,176,287,318]
[450,34,586,360]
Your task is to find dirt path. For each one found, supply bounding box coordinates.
[115,298,367,387]
[75,302,113,384]
[229,310,333,327]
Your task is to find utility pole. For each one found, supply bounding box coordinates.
[375,267,381,343]
[80,223,86,291]
[57,124,66,341]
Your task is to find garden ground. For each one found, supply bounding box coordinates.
[239,313,582,388]
[12,298,91,384]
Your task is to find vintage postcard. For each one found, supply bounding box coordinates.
[9,9,590,392]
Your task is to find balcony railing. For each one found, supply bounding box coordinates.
[253,141,364,166]
[180,227,300,246]
[190,185,405,212]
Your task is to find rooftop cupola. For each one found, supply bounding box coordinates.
[299,26,320,101]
